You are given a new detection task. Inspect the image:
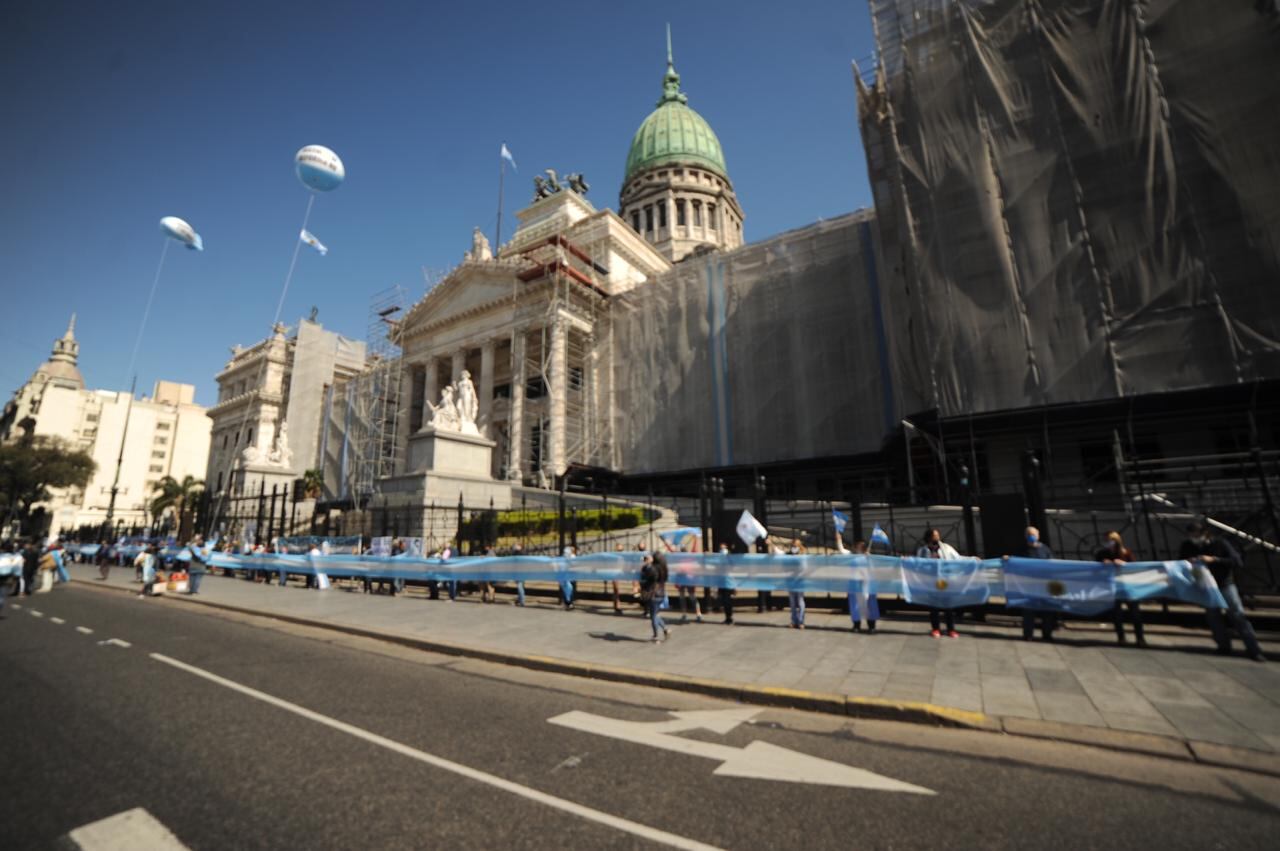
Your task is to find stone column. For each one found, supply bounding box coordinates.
[507,329,525,481]
[395,367,415,472]
[451,349,466,383]
[548,318,567,477]
[421,357,438,430]
[478,339,495,434]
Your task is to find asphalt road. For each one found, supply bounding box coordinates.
[2,585,1278,850]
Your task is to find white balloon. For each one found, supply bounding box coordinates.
[159,216,203,251]
[295,145,345,192]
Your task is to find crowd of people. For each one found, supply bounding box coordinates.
[2,521,1266,662]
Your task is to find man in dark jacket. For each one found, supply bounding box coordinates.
[22,539,40,595]
[1017,526,1057,641]
[1179,522,1263,661]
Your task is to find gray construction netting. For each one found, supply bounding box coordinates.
[612,212,895,475]
[860,0,1280,419]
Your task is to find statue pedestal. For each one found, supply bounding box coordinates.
[382,427,512,509]
[237,463,298,495]
[407,427,494,478]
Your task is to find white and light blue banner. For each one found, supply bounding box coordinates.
[1003,558,1115,615]
[145,551,1229,612]
[901,557,990,609]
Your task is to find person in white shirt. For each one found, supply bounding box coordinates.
[917,529,961,638]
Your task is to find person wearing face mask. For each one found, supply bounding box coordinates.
[1095,531,1145,647]
[1016,526,1057,641]
[1179,521,1264,662]
[916,529,960,638]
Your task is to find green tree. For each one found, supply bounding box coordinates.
[149,474,204,540]
[0,435,97,535]
[301,468,324,499]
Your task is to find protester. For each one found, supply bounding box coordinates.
[849,539,879,633]
[675,543,702,623]
[481,547,497,603]
[639,552,669,642]
[1015,526,1057,641]
[50,540,69,584]
[917,529,960,638]
[786,538,806,629]
[716,543,735,625]
[510,542,525,606]
[1095,531,1144,647]
[1179,521,1264,662]
[610,542,626,614]
[188,535,208,595]
[95,539,111,581]
[22,539,40,595]
[138,545,159,597]
[559,545,576,610]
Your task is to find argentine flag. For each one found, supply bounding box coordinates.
[501,143,517,171]
[901,557,989,609]
[300,229,328,256]
[832,509,849,535]
[1003,558,1114,615]
[736,510,767,547]
[1149,560,1227,610]
[870,523,892,551]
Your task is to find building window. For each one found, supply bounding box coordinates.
[644,205,654,232]
[708,204,717,230]
[569,365,584,392]
[85,414,98,423]
[154,436,168,446]
[526,375,547,399]
[693,202,702,227]
[530,421,544,470]
[222,433,229,449]
[247,427,254,446]
[493,383,511,400]
[216,471,223,492]
[149,464,163,473]
[151,451,165,459]
[676,199,686,226]
[156,422,171,431]
[658,202,667,229]
[631,211,641,232]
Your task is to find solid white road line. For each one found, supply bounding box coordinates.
[68,806,190,850]
[76,626,94,635]
[51,616,66,624]
[150,653,723,851]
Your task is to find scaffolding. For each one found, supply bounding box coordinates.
[513,234,612,481]
[349,285,407,502]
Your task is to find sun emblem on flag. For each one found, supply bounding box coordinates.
[1047,580,1066,597]
[935,578,949,591]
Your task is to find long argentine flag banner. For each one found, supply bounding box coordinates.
[186,551,1228,611]
[901,558,991,609]
[1003,557,1115,615]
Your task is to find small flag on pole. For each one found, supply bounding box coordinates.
[870,523,892,551]
[736,509,767,547]
[300,229,328,256]
[832,509,849,535]
[500,143,517,171]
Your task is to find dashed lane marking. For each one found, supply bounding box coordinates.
[67,806,190,850]
[99,638,131,648]
[30,610,44,618]
[76,626,94,635]
[51,616,66,624]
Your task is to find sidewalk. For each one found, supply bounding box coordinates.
[66,563,1280,772]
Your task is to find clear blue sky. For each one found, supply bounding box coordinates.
[1,0,876,406]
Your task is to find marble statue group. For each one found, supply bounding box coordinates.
[427,370,481,436]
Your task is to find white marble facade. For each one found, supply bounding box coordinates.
[397,190,671,485]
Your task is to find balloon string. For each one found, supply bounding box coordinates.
[271,192,316,330]
[126,236,171,385]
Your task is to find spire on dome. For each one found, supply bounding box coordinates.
[63,313,77,340]
[659,23,688,106]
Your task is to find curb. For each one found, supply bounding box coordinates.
[71,578,1280,779]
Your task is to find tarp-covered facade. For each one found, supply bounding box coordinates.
[860,0,1280,419]
[613,211,895,475]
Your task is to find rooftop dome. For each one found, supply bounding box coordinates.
[36,314,84,389]
[623,35,727,184]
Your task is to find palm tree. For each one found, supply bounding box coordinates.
[150,475,204,540]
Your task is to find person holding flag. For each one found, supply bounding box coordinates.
[736,510,776,613]
[917,529,961,638]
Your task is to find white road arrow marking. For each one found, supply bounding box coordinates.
[51,616,66,624]
[548,710,935,794]
[76,626,94,635]
[68,806,190,850]
[98,638,131,648]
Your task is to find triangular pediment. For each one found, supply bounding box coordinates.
[403,264,520,333]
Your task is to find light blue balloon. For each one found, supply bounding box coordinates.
[295,145,345,192]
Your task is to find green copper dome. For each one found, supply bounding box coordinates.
[623,47,727,184]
